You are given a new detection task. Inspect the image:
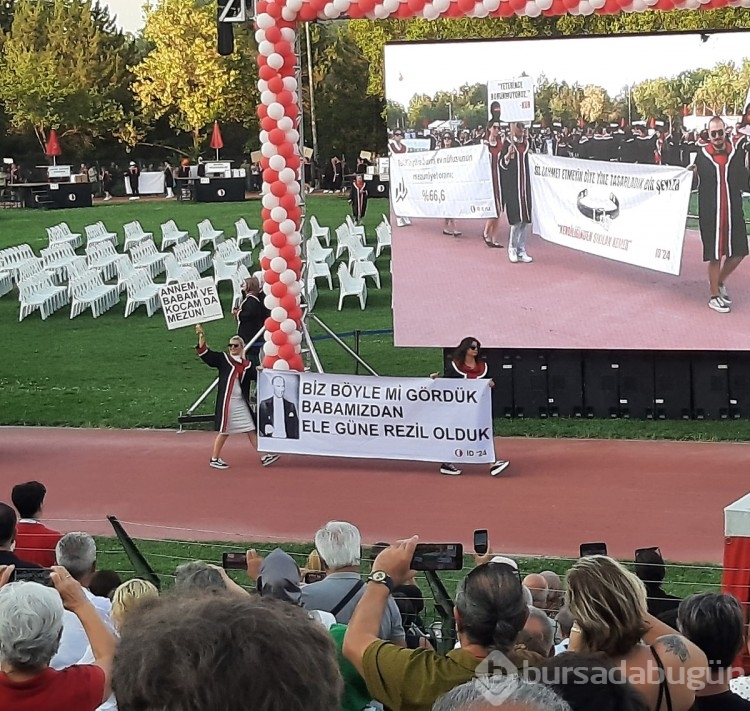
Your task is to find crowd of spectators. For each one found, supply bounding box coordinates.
[1,484,750,711]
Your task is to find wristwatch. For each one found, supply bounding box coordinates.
[367,570,394,592]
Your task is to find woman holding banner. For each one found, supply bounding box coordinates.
[430,336,510,477]
[194,324,279,470]
[439,133,461,237]
[483,121,505,248]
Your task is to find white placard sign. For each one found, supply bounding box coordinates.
[529,154,693,276]
[402,138,432,152]
[487,77,535,123]
[389,143,497,219]
[160,278,223,330]
[257,371,495,464]
[47,165,71,179]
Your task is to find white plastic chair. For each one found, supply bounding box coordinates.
[304,271,318,310]
[18,272,69,321]
[115,255,147,293]
[198,219,224,250]
[216,239,252,269]
[213,256,237,289]
[164,253,200,284]
[308,234,333,267]
[69,272,119,318]
[337,262,367,311]
[41,244,79,283]
[345,214,366,242]
[375,222,392,258]
[65,257,91,295]
[124,270,162,318]
[46,223,83,250]
[16,259,44,285]
[84,222,118,248]
[352,260,381,289]
[310,215,331,247]
[308,260,332,290]
[130,239,167,278]
[160,220,190,250]
[335,225,354,260]
[173,238,211,274]
[86,242,120,282]
[0,245,39,282]
[123,221,153,251]
[235,218,260,250]
[0,270,13,298]
[346,240,375,271]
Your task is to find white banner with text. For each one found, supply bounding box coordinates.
[529,154,692,275]
[389,143,497,219]
[256,371,495,463]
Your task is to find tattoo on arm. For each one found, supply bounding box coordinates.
[661,635,689,663]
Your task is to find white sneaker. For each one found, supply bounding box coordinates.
[719,284,732,304]
[261,454,280,467]
[508,247,518,263]
[440,463,462,476]
[210,457,229,469]
[490,460,510,476]
[517,252,533,263]
[708,296,730,313]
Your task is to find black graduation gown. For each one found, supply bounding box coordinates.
[236,293,269,350]
[349,182,368,221]
[500,140,532,225]
[196,345,257,432]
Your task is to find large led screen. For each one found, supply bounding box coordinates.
[384,32,750,350]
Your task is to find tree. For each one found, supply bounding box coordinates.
[0,0,136,153]
[385,100,407,129]
[131,0,257,155]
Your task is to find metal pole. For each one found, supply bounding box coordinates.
[300,314,324,373]
[305,23,319,176]
[310,314,379,376]
[186,376,220,416]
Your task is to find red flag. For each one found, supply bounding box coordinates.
[648,117,655,129]
[210,121,224,150]
[45,129,62,157]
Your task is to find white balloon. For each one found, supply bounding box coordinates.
[282,76,298,92]
[256,12,273,28]
[264,342,280,356]
[262,234,272,246]
[264,329,274,341]
[270,257,288,273]
[257,79,269,93]
[269,154,286,171]
[258,41,274,57]
[261,142,278,158]
[264,243,280,257]
[294,344,302,354]
[280,28,296,43]
[285,0,303,10]
[255,29,266,43]
[288,331,302,346]
[280,269,297,285]
[281,318,297,333]
[289,91,299,104]
[365,9,378,17]
[262,193,279,209]
[423,4,440,17]
[267,53,284,70]
[324,2,338,16]
[484,0,501,9]
[263,282,273,296]
[264,295,280,310]
[474,4,490,16]
[267,102,285,121]
[281,6,296,20]
[280,219,296,235]
[433,0,450,10]
[373,3,389,16]
[259,130,269,144]
[273,359,290,370]
[277,116,293,131]
[535,0,552,9]
[333,0,350,10]
[383,0,399,10]
[260,90,276,105]
[287,231,302,246]
[285,129,300,144]
[279,167,296,183]
[524,0,541,15]
[287,181,301,195]
[271,306,288,322]
[271,206,288,223]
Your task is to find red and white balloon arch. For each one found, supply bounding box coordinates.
[255,0,747,372]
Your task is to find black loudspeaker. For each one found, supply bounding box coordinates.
[489,351,514,418]
[511,351,549,418]
[618,352,655,419]
[582,351,619,418]
[654,353,692,420]
[217,0,234,55]
[691,352,729,420]
[727,352,750,419]
[546,350,583,417]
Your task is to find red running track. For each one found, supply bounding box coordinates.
[1,427,748,563]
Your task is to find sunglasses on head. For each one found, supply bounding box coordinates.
[710,129,725,138]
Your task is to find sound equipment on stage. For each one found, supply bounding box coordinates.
[691,352,729,420]
[547,350,583,418]
[511,351,549,418]
[654,353,691,420]
[582,352,619,418]
[618,352,655,419]
[490,351,514,419]
[727,352,750,419]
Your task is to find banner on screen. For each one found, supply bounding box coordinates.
[529,154,692,276]
[402,138,432,152]
[487,77,535,123]
[160,278,223,329]
[256,371,495,463]
[389,144,497,219]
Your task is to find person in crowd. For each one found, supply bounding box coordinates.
[233,276,268,365]
[163,160,175,199]
[79,163,89,181]
[566,555,707,711]
[111,595,343,711]
[324,156,343,193]
[174,560,229,593]
[553,606,574,655]
[126,161,140,200]
[523,574,550,610]
[0,564,115,711]
[51,533,113,670]
[196,156,206,178]
[483,121,505,248]
[88,570,122,601]
[300,521,406,645]
[517,606,555,658]
[689,115,749,314]
[430,337,510,477]
[634,547,681,619]
[541,652,650,711]
[392,584,434,650]
[343,537,530,711]
[11,481,62,567]
[502,122,534,264]
[440,132,461,237]
[0,503,40,569]
[677,592,750,710]
[349,173,369,226]
[540,571,564,614]
[433,676,570,711]
[87,164,99,196]
[194,324,279,470]
[100,166,113,201]
[388,130,411,227]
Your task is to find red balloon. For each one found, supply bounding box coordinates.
[271,281,288,298]
[276,142,294,158]
[278,343,296,361]
[298,4,316,19]
[359,0,375,9]
[348,4,365,16]
[279,193,297,211]
[277,90,293,106]
[270,180,287,198]
[256,0,268,12]
[269,128,286,145]
[264,269,280,284]
[257,104,268,119]
[279,244,296,261]
[265,317,281,332]
[271,330,288,347]
[287,256,302,274]
[262,355,277,369]
[509,0,526,10]
[287,306,303,322]
[266,2,282,17]
[259,65,275,81]
[286,208,301,224]
[275,41,292,57]
[280,294,297,312]
[260,257,271,271]
[395,3,413,16]
[288,354,304,372]
[311,0,326,9]
[265,26,281,43]
[498,2,514,14]
[285,154,301,171]
[276,19,295,28]
[261,117,275,133]
[263,169,278,184]
[263,219,277,234]
[285,104,300,120]
[283,53,296,70]
[408,0,426,10]
[261,208,271,221]
[271,231,287,248]
[268,76,284,94]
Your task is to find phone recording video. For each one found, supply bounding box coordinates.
[13,568,53,586]
[579,542,608,558]
[222,552,247,570]
[303,571,327,584]
[410,543,464,571]
[473,529,489,557]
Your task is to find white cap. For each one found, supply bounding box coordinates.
[490,555,518,570]
[129,161,136,166]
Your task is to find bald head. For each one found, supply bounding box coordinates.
[540,571,563,611]
[523,574,549,609]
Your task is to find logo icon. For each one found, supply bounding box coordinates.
[68,194,77,202]
[217,189,226,197]
[454,449,464,458]
[394,178,408,203]
[475,650,519,706]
